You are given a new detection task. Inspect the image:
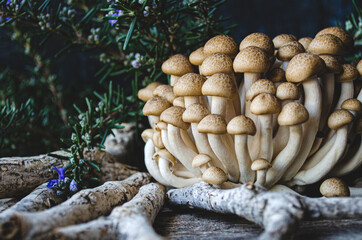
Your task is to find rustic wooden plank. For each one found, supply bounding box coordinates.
[154,206,362,240]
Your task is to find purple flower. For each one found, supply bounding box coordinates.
[47,167,66,189]
[70,179,79,192]
[108,10,123,26]
[131,60,141,68]
[6,0,11,5]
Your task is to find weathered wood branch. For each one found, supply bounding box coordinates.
[54,183,166,240]
[0,150,139,198]
[0,172,151,240]
[167,182,362,240]
[0,199,17,214]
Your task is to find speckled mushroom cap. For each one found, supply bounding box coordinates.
[173,97,185,108]
[327,109,354,130]
[233,46,270,73]
[341,98,362,112]
[182,103,210,123]
[202,166,228,185]
[153,85,176,104]
[239,32,274,56]
[155,121,167,131]
[202,73,237,99]
[316,27,354,51]
[357,60,362,77]
[198,114,227,134]
[192,154,211,168]
[152,130,165,149]
[285,53,324,83]
[278,102,309,126]
[227,115,256,135]
[319,55,342,74]
[173,73,206,97]
[277,41,305,61]
[199,53,234,76]
[246,79,276,101]
[276,82,300,100]
[143,96,171,116]
[138,82,163,102]
[141,129,154,142]
[161,54,194,76]
[203,35,238,58]
[268,68,286,83]
[336,64,358,83]
[153,149,175,164]
[189,47,207,66]
[160,106,190,130]
[308,34,344,56]
[298,37,313,50]
[251,158,270,171]
[273,34,297,49]
[250,93,280,115]
[320,177,350,197]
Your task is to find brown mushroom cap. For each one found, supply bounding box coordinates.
[173,73,206,97]
[278,102,309,126]
[152,130,165,149]
[143,96,171,116]
[308,34,344,56]
[202,166,228,185]
[153,85,176,104]
[277,41,305,61]
[246,79,276,101]
[320,177,350,197]
[268,68,286,83]
[182,103,210,123]
[198,114,227,134]
[276,82,300,100]
[138,82,163,102]
[251,158,270,171]
[341,98,362,112]
[227,115,256,135]
[202,73,237,99]
[173,97,185,108]
[141,129,154,143]
[161,54,194,76]
[298,37,313,50]
[233,46,270,73]
[357,60,362,77]
[327,109,354,130]
[336,64,358,83]
[285,53,324,83]
[316,27,354,51]
[189,47,207,66]
[273,34,297,49]
[250,93,281,115]
[239,32,274,56]
[160,106,190,130]
[203,35,238,58]
[319,55,342,74]
[200,53,234,76]
[155,121,167,131]
[192,154,212,168]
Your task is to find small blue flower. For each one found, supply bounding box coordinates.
[47,166,66,189]
[6,0,11,5]
[108,10,123,26]
[131,60,141,68]
[47,179,58,188]
[70,179,79,192]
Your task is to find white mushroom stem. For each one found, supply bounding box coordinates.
[190,123,226,171]
[170,75,180,86]
[350,187,362,197]
[308,136,323,157]
[54,183,165,240]
[211,96,228,119]
[238,79,245,114]
[282,77,322,181]
[144,140,169,186]
[234,135,255,183]
[266,125,303,188]
[167,125,201,177]
[258,115,274,161]
[281,61,289,71]
[319,72,335,130]
[207,133,239,182]
[290,126,348,186]
[269,184,301,195]
[172,162,196,178]
[180,129,198,152]
[249,120,261,160]
[148,116,159,129]
[335,81,354,110]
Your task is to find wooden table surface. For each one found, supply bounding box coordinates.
[154,206,362,240]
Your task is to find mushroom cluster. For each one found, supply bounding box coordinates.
[139,27,362,191]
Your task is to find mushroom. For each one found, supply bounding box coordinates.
[227,115,256,183]
[291,109,354,185]
[202,166,228,185]
[152,84,176,104]
[142,96,171,129]
[182,103,225,171]
[357,59,362,77]
[173,97,185,108]
[153,149,200,188]
[266,102,309,188]
[335,64,358,109]
[161,54,194,86]
[203,35,239,59]
[277,41,305,70]
[273,34,298,51]
[298,37,313,50]
[192,154,212,173]
[268,67,286,88]
[281,53,324,182]
[152,129,164,149]
[137,82,163,102]
[189,47,207,73]
[198,114,240,182]
[173,73,206,108]
[315,26,354,53]
[160,106,201,177]
[251,158,270,186]
[320,178,350,197]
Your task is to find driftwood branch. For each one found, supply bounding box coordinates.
[0,172,151,240]
[0,199,17,214]
[167,182,362,240]
[54,183,166,240]
[0,150,139,198]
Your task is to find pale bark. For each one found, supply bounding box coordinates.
[53,183,166,240]
[167,181,362,240]
[0,199,17,213]
[0,172,151,240]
